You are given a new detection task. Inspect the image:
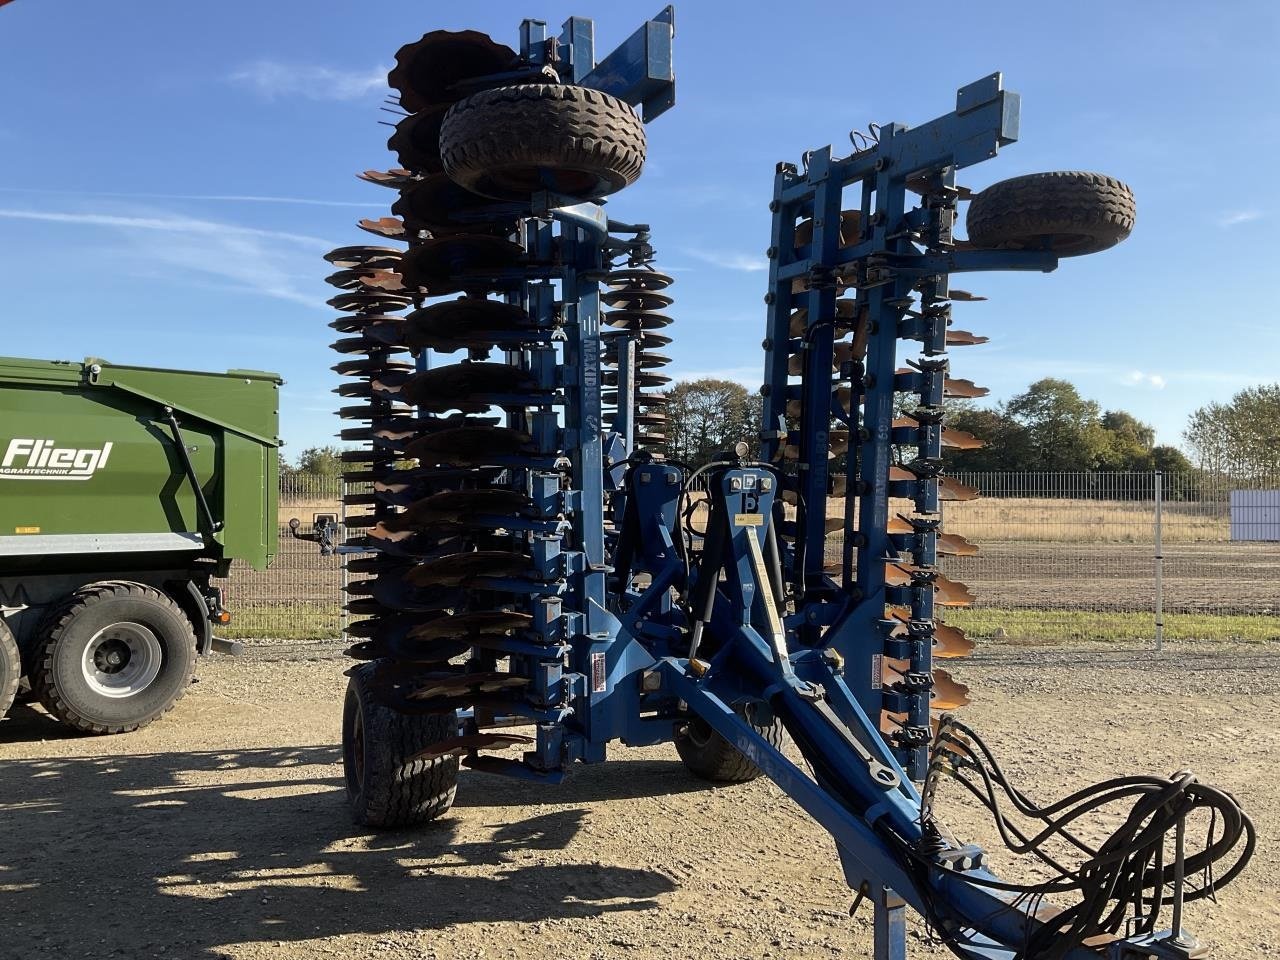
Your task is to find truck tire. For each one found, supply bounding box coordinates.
[965,171,1135,257]
[32,582,198,734]
[0,619,19,721]
[343,662,459,828]
[439,83,646,201]
[674,705,786,784]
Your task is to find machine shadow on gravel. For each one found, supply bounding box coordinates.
[0,745,677,956]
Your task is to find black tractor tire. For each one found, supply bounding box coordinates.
[343,662,459,828]
[32,582,197,734]
[439,83,646,201]
[0,619,19,720]
[965,171,1135,257]
[674,705,787,784]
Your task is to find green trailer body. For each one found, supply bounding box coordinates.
[0,356,279,570]
[0,356,282,733]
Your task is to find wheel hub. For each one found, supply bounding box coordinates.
[81,622,163,698]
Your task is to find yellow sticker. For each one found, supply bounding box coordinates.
[15,526,40,534]
[733,513,764,527]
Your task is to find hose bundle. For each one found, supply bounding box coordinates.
[911,716,1255,960]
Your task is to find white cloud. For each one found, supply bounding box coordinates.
[1217,209,1263,228]
[1121,370,1167,389]
[0,206,332,309]
[0,208,330,248]
[229,60,388,102]
[678,248,769,272]
[0,186,370,208]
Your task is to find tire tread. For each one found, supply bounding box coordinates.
[966,171,1136,256]
[32,582,196,734]
[440,83,646,200]
[345,663,458,828]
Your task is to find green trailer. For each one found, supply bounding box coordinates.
[0,355,281,733]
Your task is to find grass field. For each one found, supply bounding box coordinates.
[946,608,1280,643]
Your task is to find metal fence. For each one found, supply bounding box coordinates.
[222,471,1280,643]
[938,471,1280,643]
[220,474,345,641]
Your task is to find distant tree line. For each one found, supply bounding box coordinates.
[943,378,1191,474]
[280,378,1280,494]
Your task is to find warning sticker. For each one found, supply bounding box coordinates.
[15,526,40,534]
[591,652,607,693]
[870,653,883,690]
[733,513,764,527]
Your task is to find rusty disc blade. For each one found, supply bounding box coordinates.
[325,268,400,291]
[388,106,448,174]
[332,357,414,378]
[929,668,971,709]
[358,217,409,240]
[601,289,673,311]
[330,312,405,334]
[401,362,538,410]
[937,531,979,557]
[399,235,524,290]
[388,30,517,113]
[946,329,989,347]
[613,308,671,339]
[944,377,989,400]
[878,665,969,710]
[408,671,530,701]
[605,268,673,290]
[384,488,534,532]
[941,427,984,451]
[357,168,416,190]
[884,564,976,607]
[409,609,533,642]
[393,173,519,237]
[938,477,980,501]
[884,517,980,556]
[405,425,534,466]
[327,291,413,314]
[887,607,974,658]
[404,550,534,587]
[879,711,943,737]
[794,210,862,248]
[404,298,533,351]
[325,245,402,269]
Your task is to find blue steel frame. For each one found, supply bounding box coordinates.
[390,14,1184,956]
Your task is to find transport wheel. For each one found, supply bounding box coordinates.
[32,582,197,734]
[438,83,647,201]
[343,662,459,828]
[0,619,19,721]
[965,171,1135,257]
[674,705,786,784]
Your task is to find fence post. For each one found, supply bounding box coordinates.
[340,477,348,639]
[1154,470,1164,651]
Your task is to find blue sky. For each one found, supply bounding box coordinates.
[2,1,1277,459]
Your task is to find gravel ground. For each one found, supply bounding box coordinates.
[0,640,1275,959]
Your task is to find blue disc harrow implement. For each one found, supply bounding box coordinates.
[307,10,1255,959]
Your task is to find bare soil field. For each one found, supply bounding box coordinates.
[1,641,1276,959]
[944,541,1280,613]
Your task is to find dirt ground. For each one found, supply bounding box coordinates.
[1,641,1276,960]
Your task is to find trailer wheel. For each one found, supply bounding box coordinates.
[965,171,1135,257]
[674,705,786,784]
[0,619,19,721]
[32,583,197,734]
[439,83,646,201]
[343,662,459,828]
